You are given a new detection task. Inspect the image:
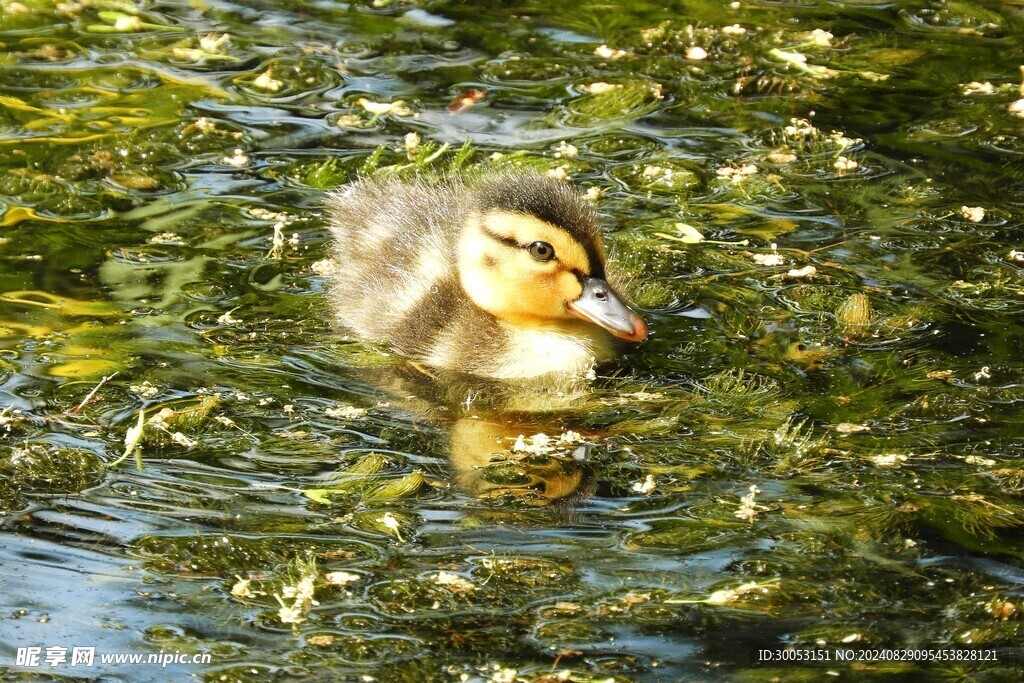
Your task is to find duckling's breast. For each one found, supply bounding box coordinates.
[425,320,615,380]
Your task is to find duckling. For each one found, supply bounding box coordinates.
[325,171,647,380]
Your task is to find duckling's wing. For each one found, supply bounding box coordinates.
[324,176,468,354]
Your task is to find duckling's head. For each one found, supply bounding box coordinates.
[457,174,648,343]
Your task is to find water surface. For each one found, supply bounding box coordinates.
[2,0,1024,680]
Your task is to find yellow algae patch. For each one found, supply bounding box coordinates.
[46,358,124,379]
[45,344,125,378]
[1,206,44,227]
[0,291,120,317]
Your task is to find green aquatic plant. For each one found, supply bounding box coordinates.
[274,554,320,630]
[559,79,664,127]
[138,394,221,449]
[836,292,873,337]
[746,415,831,475]
[86,10,185,33]
[696,368,781,403]
[133,533,373,576]
[349,509,417,543]
[295,140,476,190]
[303,450,426,505]
[108,408,145,469]
[1,442,105,494]
[303,158,349,190]
[920,493,1024,541]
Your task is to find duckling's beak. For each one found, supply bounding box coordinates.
[568,277,648,342]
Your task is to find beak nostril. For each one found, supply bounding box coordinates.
[595,290,608,301]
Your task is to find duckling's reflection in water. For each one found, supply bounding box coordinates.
[375,363,600,506]
[449,416,596,506]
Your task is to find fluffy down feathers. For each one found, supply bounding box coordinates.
[325,172,626,379]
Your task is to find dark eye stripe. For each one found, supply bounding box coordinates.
[481,227,557,260]
[481,225,523,250]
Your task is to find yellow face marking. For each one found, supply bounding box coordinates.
[457,210,605,328]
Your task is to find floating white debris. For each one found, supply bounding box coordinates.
[734,485,763,521]
[632,475,657,495]
[633,391,664,401]
[253,69,283,92]
[673,223,705,243]
[325,405,367,419]
[404,131,420,158]
[870,453,907,467]
[784,118,819,138]
[767,152,797,164]
[685,46,708,61]
[217,309,241,325]
[594,44,629,60]
[834,156,858,173]
[545,165,570,180]
[249,207,290,222]
[708,582,764,604]
[753,244,785,267]
[193,117,217,134]
[277,604,305,625]
[114,15,143,31]
[129,381,160,398]
[829,131,861,150]
[579,81,620,94]
[558,430,584,444]
[960,206,986,223]
[148,232,183,245]
[962,81,994,95]
[511,433,550,454]
[325,571,361,585]
[807,29,833,46]
[380,512,402,536]
[490,668,518,683]
[833,422,869,435]
[231,577,256,599]
[356,98,413,117]
[221,148,249,167]
[170,432,195,448]
[786,265,817,278]
[121,410,145,463]
[716,163,758,182]
[311,258,340,276]
[435,571,477,592]
[200,32,230,52]
[333,114,362,128]
[554,141,578,158]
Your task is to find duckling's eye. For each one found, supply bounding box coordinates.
[528,241,555,262]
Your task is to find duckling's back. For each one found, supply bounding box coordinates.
[325,176,482,358]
